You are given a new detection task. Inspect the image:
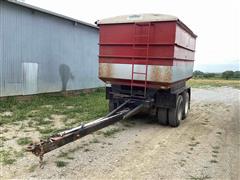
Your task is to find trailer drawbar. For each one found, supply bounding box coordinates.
[26,98,151,167]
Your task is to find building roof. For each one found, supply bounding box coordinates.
[97,14,178,24]
[5,0,98,29]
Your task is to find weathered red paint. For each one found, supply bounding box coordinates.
[98,17,197,88]
[99,58,194,66]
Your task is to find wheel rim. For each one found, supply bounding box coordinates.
[177,106,183,121]
[177,96,184,121]
[184,95,189,115]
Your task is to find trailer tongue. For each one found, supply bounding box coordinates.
[26,99,150,167]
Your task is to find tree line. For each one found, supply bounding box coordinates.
[193,70,240,80]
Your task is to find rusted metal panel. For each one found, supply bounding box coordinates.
[99,63,174,83]
[149,66,172,82]
[0,1,102,97]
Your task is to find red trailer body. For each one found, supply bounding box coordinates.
[97,14,197,89]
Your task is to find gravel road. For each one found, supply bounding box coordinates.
[1,87,240,180]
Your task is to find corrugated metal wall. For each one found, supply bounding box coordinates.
[0,1,2,97]
[0,1,103,97]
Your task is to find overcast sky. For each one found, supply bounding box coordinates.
[25,0,239,70]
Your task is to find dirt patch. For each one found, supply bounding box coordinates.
[50,114,67,129]
[1,111,13,117]
[0,87,239,179]
[41,105,53,109]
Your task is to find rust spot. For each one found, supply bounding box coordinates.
[161,67,172,82]
[150,66,160,81]
[99,63,113,78]
[106,64,113,77]
[99,64,103,76]
[150,66,172,82]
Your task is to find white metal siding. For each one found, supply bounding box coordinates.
[23,63,38,95]
[0,1,102,97]
[0,1,3,96]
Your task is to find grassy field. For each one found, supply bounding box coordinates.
[0,89,108,126]
[188,78,240,89]
[0,89,109,165]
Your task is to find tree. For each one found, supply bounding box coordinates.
[203,73,216,78]
[193,70,204,78]
[233,71,240,79]
[222,71,234,80]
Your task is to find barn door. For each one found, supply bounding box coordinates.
[23,63,38,95]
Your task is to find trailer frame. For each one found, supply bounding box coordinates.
[107,81,191,127]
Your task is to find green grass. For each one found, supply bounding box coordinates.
[57,148,75,159]
[0,88,109,166]
[38,126,75,139]
[212,146,220,150]
[0,136,9,142]
[188,142,200,147]
[0,88,108,135]
[90,138,100,144]
[0,148,25,166]
[28,164,38,172]
[0,150,16,165]
[212,154,218,158]
[57,152,69,158]
[68,145,84,153]
[212,150,219,154]
[121,120,136,127]
[83,148,90,152]
[210,159,218,163]
[188,79,240,89]
[102,128,123,137]
[57,145,84,161]
[55,160,68,167]
[189,174,211,180]
[16,137,32,145]
[57,151,74,160]
[189,170,211,180]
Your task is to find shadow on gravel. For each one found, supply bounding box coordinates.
[121,113,166,129]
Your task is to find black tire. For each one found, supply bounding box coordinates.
[168,95,183,127]
[182,92,190,119]
[157,108,168,125]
